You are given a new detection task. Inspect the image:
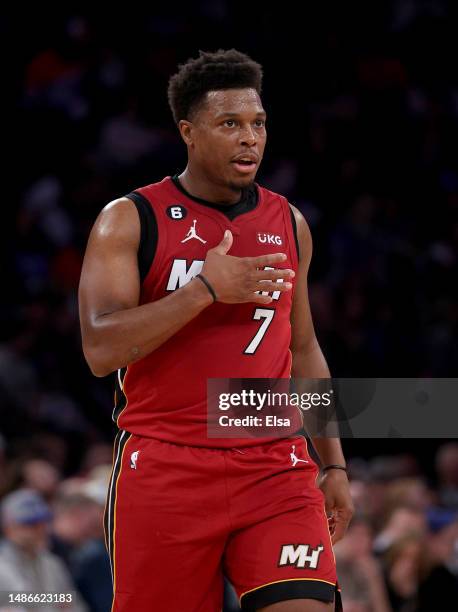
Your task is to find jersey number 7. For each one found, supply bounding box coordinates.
[244,308,275,354]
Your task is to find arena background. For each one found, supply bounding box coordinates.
[1,3,457,611]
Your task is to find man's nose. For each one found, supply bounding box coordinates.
[240,125,256,146]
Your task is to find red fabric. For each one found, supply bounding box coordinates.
[116,177,300,448]
[108,434,338,612]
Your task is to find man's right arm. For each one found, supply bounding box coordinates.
[78,198,216,376]
[78,198,294,377]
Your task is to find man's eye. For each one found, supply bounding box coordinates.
[255,120,265,127]
[224,120,236,127]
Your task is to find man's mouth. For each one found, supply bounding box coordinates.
[231,156,258,173]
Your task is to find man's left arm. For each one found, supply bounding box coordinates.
[289,204,354,543]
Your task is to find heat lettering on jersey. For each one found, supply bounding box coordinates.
[256,266,283,301]
[166,261,285,299]
[166,258,204,291]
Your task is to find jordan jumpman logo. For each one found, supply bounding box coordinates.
[290,445,308,466]
[181,219,207,244]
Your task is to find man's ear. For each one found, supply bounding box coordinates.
[178,120,194,147]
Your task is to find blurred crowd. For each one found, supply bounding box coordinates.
[0,432,112,611]
[1,1,458,610]
[334,442,458,611]
[0,434,457,611]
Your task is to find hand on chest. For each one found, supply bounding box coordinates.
[164,205,287,260]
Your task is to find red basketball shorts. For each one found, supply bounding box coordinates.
[104,431,342,611]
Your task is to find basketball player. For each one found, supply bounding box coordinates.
[79,49,354,612]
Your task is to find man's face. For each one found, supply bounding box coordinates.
[5,521,49,554]
[183,88,267,192]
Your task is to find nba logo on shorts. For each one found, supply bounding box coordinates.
[130,450,140,470]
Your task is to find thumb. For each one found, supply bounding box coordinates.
[212,230,233,255]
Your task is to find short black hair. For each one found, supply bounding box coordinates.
[167,49,263,124]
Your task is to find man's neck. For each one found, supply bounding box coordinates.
[178,166,242,205]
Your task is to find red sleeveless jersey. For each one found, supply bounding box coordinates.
[113,176,300,447]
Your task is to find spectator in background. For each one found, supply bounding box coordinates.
[373,506,427,557]
[415,517,458,610]
[378,477,432,532]
[21,459,61,502]
[382,516,458,611]
[48,468,112,612]
[0,436,6,496]
[347,456,425,534]
[335,515,392,612]
[436,442,458,510]
[79,443,113,475]
[384,478,431,511]
[0,488,87,611]
[383,532,422,612]
[50,490,103,570]
[71,467,112,612]
[0,456,62,502]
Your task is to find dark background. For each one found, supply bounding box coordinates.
[0,4,457,611]
[1,1,457,472]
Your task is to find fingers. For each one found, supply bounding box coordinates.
[327,514,337,539]
[252,268,295,281]
[247,252,287,267]
[255,280,293,293]
[246,283,292,304]
[239,281,293,305]
[330,509,353,545]
[251,294,275,305]
[204,239,295,304]
[212,230,233,255]
[331,524,346,544]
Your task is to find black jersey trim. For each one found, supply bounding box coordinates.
[240,579,342,612]
[112,367,128,425]
[171,175,258,221]
[289,206,300,260]
[104,430,132,593]
[124,191,158,283]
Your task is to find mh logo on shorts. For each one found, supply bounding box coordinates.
[278,543,324,570]
[130,451,140,470]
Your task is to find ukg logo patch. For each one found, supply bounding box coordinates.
[257,232,283,246]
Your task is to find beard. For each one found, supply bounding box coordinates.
[227,176,255,192]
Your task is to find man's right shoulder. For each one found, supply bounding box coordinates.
[91,196,140,246]
[100,195,137,217]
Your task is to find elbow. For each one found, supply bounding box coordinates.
[90,363,112,378]
[82,344,115,378]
